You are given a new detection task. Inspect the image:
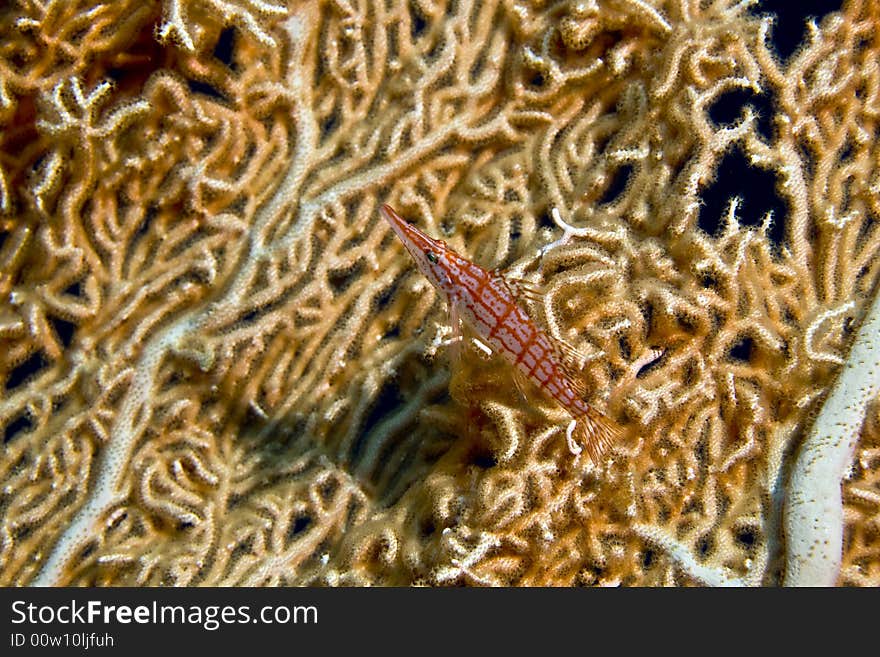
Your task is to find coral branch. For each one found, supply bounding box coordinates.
[632,523,753,586]
[784,286,880,586]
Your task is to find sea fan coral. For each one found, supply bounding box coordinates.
[0,0,878,586]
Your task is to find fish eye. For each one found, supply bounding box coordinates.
[426,252,438,264]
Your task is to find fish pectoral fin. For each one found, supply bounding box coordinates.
[512,367,537,403]
[444,304,496,362]
[446,302,463,363]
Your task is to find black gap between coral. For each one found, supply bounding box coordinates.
[214,27,236,69]
[752,0,844,61]
[698,148,788,247]
[4,412,34,443]
[48,316,76,348]
[186,79,229,103]
[6,351,49,391]
[598,164,633,206]
[707,87,774,141]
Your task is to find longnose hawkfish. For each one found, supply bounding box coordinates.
[380,204,622,463]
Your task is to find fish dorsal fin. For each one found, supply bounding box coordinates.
[547,334,591,398]
[496,274,546,305]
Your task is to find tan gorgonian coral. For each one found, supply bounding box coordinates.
[0,0,878,585]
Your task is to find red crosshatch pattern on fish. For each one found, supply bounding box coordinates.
[379,204,621,462]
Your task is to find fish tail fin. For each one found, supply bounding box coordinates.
[566,407,623,464]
